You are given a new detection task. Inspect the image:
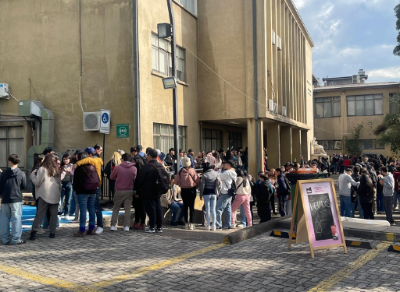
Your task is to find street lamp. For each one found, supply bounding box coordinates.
[158,0,180,174]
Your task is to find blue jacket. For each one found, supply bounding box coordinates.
[276,174,287,196]
[187,154,196,169]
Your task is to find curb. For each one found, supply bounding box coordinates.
[388,245,400,253]
[345,240,373,249]
[270,230,296,239]
[224,216,291,245]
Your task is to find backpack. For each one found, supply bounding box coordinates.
[83,165,100,191]
[149,163,170,197]
[284,176,291,194]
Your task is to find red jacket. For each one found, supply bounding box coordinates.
[110,162,137,191]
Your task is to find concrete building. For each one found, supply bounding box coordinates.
[0,0,314,177]
[314,70,400,157]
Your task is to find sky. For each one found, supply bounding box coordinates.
[292,0,400,83]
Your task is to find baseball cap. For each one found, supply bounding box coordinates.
[84,147,96,154]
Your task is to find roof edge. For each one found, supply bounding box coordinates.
[286,0,314,47]
[314,82,400,92]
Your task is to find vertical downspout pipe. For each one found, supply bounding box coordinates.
[253,0,260,173]
[133,0,141,145]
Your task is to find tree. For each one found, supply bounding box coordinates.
[394,4,400,56]
[374,91,400,153]
[345,124,363,156]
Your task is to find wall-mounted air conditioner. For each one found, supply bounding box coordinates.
[268,99,274,111]
[83,112,101,131]
[272,30,276,45]
[0,83,9,99]
[274,103,278,113]
[277,36,282,51]
[282,106,287,117]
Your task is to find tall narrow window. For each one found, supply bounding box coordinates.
[153,123,186,154]
[0,127,25,168]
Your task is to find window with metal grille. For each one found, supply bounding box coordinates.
[153,123,186,154]
[202,129,222,152]
[0,127,25,169]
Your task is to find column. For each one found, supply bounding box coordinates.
[292,128,301,163]
[266,122,280,169]
[280,126,292,164]
[301,130,309,161]
[247,119,264,177]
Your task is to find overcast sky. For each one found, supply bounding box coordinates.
[293,0,400,83]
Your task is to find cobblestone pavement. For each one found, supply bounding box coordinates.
[0,223,399,292]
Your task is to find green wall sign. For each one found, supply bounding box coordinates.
[116,124,129,138]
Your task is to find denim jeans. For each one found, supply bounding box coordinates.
[69,191,76,216]
[216,194,232,228]
[377,191,385,212]
[169,202,184,223]
[239,204,247,226]
[77,194,96,232]
[393,191,400,208]
[203,195,217,227]
[60,181,73,215]
[340,195,353,217]
[95,187,103,228]
[278,195,287,217]
[330,163,338,173]
[0,202,22,245]
[356,195,364,218]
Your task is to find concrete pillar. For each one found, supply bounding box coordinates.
[301,130,309,161]
[266,123,280,169]
[292,128,301,163]
[247,119,264,177]
[280,126,292,164]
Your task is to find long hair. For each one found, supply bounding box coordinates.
[110,152,122,167]
[41,154,61,177]
[236,169,247,187]
[61,154,70,167]
[33,154,45,170]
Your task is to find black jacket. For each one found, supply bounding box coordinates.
[135,160,162,199]
[357,174,374,204]
[164,154,174,167]
[0,167,27,203]
[256,180,273,207]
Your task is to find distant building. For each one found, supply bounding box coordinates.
[314,70,400,157]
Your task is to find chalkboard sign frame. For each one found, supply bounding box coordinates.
[288,178,347,258]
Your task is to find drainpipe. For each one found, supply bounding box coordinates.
[133,0,141,145]
[253,0,260,173]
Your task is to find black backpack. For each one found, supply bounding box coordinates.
[149,163,170,196]
[284,176,291,194]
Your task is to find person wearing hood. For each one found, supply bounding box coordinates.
[215,161,237,229]
[380,167,395,226]
[110,153,137,232]
[0,154,27,245]
[256,173,274,223]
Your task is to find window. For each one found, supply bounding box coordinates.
[151,33,186,82]
[347,95,383,116]
[228,132,242,149]
[153,123,186,154]
[177,0,197,15]
[202,129,222,152]
[0,127,25,168]
[357,139,385,150]
[317,140,342,150]
[315,97,341,118]
[363,140,374,150]
[389,93,399,114]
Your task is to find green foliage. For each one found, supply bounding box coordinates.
[345,124,363,156]
[375,91,400,153]
[394,4,400,56]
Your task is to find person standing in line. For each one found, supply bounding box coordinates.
[175,157,200,230]
[60,154,74,218]
[110,153,137,232]
[392,166,400,211]
[358,168,375,220]
[199,163,221,231]
[164,148,175,171]
[338,168,360,217]
[30,154,62,240]
[231,170,252,228]
[72,152,99,237]
[187,149,196,169]
[350,166,363,218]
[104,152,122,201]
[0,154,27,245]
[93,144,103,158]
[215,161,237,230]
[380,167,395,226]
[135,149,169,233]
[268,169,278,215]
[275,168,289,217]
[256,173,274,223]
[74,147,104,235]
[376,170,385,214]
[132,147,146,230]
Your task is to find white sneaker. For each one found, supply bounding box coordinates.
[124,226,129,232]
[207,226,211,231]
[212,225,216,231]
[95,227,104,235]
[237,224,246,228]
[36,228,46,235]
[71,219,80,223]
[185,223,190,230]
[110,226,117,231]
[190,223,195,230]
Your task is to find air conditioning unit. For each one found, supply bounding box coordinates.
[274,103,278,113]
[268,99,274,111]
[0,83,9,99]
[282,106,287,117]
[272,30,276,45]
[277,36,282,51]
[83,112,101,131]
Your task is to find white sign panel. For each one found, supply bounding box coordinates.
[100,109,110,134]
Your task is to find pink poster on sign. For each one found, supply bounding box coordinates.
[301,181,343,248]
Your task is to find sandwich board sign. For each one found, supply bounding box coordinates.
[288,179,347,258]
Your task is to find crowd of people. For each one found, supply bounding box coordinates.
[0,145,289,245]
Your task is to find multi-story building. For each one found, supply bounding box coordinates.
[0,0,314,177]
[314,69,400,157]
